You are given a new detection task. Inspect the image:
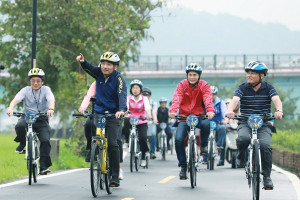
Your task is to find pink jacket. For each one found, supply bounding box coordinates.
[80,81,96,110]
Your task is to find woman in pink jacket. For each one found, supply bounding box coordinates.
[122,79,152,167]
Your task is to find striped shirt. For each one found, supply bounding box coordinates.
[234,81,278,119]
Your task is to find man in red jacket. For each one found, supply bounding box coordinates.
[169,63,215,180]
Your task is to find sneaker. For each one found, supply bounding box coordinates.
[179,166,187,180]
[15,143,26,154]
[150,153,156,159]
[110,176,120,187]
[140,159,146,167]
[122,143,128,148]
[119,168,124,180]
[200,146,208,154]
[263,176,274,189]
[217,160,224,166]
[85,150,91,162]
[40,168,51,175]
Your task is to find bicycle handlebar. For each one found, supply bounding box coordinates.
[228,114,284,121]
[13,112,47,117]
[175,114,208,120]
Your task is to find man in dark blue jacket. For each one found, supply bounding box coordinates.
[76,52,127,187]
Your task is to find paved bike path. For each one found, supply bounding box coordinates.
[0,150,299,200]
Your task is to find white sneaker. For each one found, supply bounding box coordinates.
[119,168,124,180]
[122,143,128,148]
[141,159,146,167]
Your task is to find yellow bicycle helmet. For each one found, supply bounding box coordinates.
[100,51,120,65]
[28,68,45,80]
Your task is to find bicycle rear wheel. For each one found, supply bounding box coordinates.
[90,142,101,197]
[27,134,33,185]
[252,142,260,200]
[189,139,196,188]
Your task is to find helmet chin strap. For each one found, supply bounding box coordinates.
[251,73,262,88]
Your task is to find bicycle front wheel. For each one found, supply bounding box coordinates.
[208,139,215,170]
[90,142,101,197]
[161,135,166,160]
[27,134,33,185]
[252,142,260,200]
[104,155,112,194]
[189,139,196,188]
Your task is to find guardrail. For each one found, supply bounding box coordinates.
[126,54,300,71]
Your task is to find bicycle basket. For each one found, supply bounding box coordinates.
[210,121,217,130]
[94,114,106,128]
[160,122,167,129]
[130,116,139,126]
[25,113,37,125]
[186,115,199,128]
[247,114,263,130]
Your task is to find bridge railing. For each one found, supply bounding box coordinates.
[126,54,300,71]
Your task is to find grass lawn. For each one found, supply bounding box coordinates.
[0,134,89,184]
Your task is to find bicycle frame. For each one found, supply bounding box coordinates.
[159,122,168,160]
[207,121,217,170]
[128,116,142,172]
[13,112,42,185]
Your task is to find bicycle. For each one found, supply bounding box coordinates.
[232,113,278,200]
[207,121,218,170]
[176,114,208,188]
[73,111,115,197]
[13,112,46,185]
[159,122,168,160]
[128,116,150,172]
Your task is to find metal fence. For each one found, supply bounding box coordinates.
[126,54,300,71]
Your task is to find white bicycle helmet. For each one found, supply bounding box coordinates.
[210,86,218,94]
[28,68,45,80]
[100,51,120,65]
[245,61,268,76]
[130,79,143,95]
[185,63,202,74]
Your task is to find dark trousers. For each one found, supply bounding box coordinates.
[236,122,273,177]
[123,118,149,159]
[105,117,121,178]
[15,116,52,169]
[85,117,123,163]
[175,119,210,167]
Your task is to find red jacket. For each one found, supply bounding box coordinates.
[169,79,215,116]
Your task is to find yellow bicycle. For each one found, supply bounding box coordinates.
[73,111,115,197]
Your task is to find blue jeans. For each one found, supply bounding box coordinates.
[148,123,157,154]
[216,123,226,147]
[175,119,210,167]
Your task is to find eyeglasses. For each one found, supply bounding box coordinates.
[30,80,42,83]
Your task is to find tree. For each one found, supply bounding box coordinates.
[0,0,163,135]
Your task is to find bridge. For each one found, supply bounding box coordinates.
[123,54,300,113]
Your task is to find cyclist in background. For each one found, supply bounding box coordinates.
[209,86,228,166]
[78,81,124,180]
[141,87,158,159]
[76,51,127,187]
[157,97,172,151]
[169,63,215,180]
[6,68,55,175]
[122,80,152,167]
[226,61,283,189]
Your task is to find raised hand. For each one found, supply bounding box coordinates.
[76,53,84,63]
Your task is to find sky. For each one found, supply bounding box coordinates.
[167,0,300,31]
